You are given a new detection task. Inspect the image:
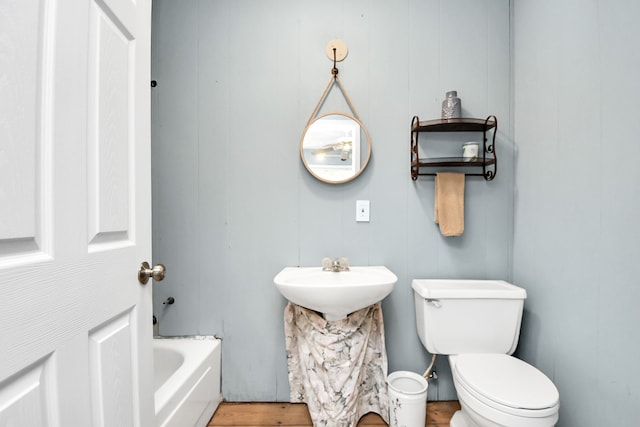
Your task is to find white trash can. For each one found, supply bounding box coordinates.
[387,371,429,427]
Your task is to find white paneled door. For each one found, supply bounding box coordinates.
[0,0,153,426]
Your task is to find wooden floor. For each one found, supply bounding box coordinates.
[208,401,460,426]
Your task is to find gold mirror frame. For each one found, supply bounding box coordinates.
[300,112,372,184]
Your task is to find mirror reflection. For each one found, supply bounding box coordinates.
[300,113,371,184]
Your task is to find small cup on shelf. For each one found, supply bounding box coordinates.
[462,142,479,161]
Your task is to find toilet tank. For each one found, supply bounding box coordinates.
[412,279,526,355]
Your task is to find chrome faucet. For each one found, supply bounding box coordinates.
[322,257,350,272]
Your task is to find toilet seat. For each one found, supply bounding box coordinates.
[453,353,559,418]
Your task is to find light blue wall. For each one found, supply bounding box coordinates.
[512,1,640,426]
[151,0,512,402]
[151,1,640,424]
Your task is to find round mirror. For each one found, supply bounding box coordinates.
[300,112,371,184]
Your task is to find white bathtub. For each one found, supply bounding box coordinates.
[153,338,222,427]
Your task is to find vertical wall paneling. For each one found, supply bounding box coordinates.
[151,0,201,337]
[151,0,512,402]
[513,0,640,425]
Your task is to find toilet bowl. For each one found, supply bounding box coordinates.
[449,354,559,427]
[411,279,560,427]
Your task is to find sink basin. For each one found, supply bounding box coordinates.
[274,266,398,320]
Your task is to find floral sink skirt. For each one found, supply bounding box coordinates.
[284,302,389,427]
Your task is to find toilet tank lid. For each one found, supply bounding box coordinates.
[412,279,526,300]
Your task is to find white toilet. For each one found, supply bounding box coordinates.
[412,279,559,427]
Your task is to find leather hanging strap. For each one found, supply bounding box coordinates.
[305,48,360,126]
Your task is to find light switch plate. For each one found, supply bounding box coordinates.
[356,200,370,222]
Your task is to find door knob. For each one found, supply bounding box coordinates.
[138,262,166,284]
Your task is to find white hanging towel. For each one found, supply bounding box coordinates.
[284,302,390,427]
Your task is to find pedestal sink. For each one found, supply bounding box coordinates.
[274,266,398,320]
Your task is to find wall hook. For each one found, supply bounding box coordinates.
[325,39,348,63]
